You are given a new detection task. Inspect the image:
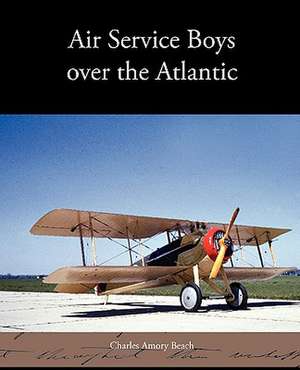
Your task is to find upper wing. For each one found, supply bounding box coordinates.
[206,223,291,246]
[30,208,192,239]
[30,208,290,245]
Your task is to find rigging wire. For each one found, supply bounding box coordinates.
[76,217,275,268]
[88,216,188,265]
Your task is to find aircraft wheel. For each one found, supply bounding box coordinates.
[180,283,202,312]
[226,282,248,309]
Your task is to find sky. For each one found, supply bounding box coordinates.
[0,115,299,274]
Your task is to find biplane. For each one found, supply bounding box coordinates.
[30,207,296,311]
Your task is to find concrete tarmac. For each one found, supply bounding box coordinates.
[0,291,299,332]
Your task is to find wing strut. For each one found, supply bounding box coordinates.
[254,235,264,267]
[138,239,145,266]
[234,224,244,266]
[126,227,133,265]
[77,211,86,266]
[89,213,97,266]
[267,232,277,267]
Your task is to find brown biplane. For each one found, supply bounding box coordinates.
[30,207,296,311]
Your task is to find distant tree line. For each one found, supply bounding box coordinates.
[0,274,46,280]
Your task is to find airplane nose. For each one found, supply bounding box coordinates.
[202,228,234,262]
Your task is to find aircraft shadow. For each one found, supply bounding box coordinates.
[248,300,297,308]
[63,299,298,318]
[63,304,182,318]
[200,300,297,312]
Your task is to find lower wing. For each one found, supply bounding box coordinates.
[45,265,296,294]
[223,266,296,281]
[44,265,186,293]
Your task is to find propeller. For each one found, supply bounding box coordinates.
[209,207,240,279]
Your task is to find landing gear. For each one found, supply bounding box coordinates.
[180,283,202,312]
[226,282,248,309]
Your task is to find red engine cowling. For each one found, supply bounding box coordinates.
[202,227,234,262]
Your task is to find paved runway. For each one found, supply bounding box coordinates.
[0,291,299,332]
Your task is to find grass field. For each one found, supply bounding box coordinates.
[0,276,299,300]
[0,279,55,292]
